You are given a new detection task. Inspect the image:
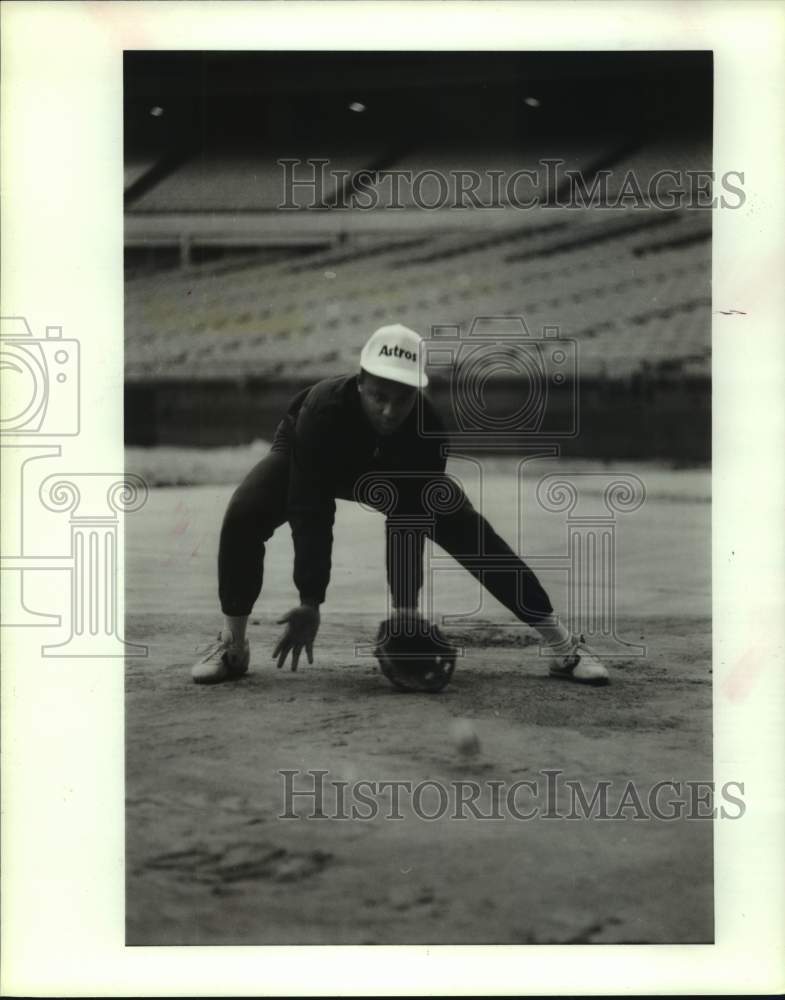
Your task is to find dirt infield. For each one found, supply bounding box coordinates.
[125,460,712,944]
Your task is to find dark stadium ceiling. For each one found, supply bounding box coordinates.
[125,50,712,95]
[125,51,712,152]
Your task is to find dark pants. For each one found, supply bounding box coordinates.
[218,436,553,625]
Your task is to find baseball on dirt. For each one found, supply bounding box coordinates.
[450,718,480,757]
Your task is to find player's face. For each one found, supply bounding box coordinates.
[358,372,418,435]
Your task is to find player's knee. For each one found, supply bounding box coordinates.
[224,489,279,540]
[224,488,254,527]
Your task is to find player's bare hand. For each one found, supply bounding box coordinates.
[273,604,320,671]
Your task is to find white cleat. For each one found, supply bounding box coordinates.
[191,629,250,685]
[548,634,609,686]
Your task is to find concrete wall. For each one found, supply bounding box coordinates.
[125,375,710,463]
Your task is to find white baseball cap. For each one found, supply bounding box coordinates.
[359,324,428,389]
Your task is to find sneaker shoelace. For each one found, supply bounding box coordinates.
[195,633,231,660]
[563,634,587,670]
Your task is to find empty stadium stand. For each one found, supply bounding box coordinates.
[125,205,711,383]
[124,52,712,458]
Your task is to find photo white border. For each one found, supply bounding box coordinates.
[2,1,784,995]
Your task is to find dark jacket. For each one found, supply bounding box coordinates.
[283,374,449,604]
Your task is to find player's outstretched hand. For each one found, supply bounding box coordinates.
[273,604,320,671]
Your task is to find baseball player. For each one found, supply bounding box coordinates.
[192,324,609,686]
